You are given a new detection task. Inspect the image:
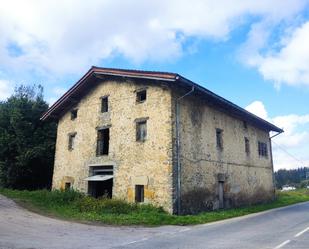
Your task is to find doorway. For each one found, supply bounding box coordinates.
[88,178,113,198]
[87,165,113,198]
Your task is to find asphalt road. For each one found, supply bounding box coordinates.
[0,194,308,249]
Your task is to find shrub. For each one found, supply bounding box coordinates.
[75,195,166,214]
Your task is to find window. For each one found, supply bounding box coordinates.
[71,109,78,120]
[91,166,113,176]
[258,141,268,157]
[136,89,147,103]
[216,128,223,150]
[136,120,147,142]
[68,133,76,150]
[101,96,108,113]
[243,121,248,129]
[245,137,250,154]
[65,182,71,191]
[135,185,144,203]
[96,128,109,156]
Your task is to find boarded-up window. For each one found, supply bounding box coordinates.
[101,96,108,113]
[96,128,109,156]
[136,120,147,142]
[136,89,147,103]
[135,185,144,203]
[245,137,250,154]
[216,128,223,150]
[258,141,268,157]
[68,133,76,150]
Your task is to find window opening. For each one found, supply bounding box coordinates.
[216,128,223,150]
[71,109,78,120]
[97,128,109,155]
[101,96,108,113]
[136,120,147,142]
[136,89,147,103]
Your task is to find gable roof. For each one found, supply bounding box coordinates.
[41,66,283,133]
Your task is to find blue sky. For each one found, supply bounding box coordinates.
[0,0,309,170]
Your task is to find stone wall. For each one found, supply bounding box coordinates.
[173,90,275,214]
[52,78,275,215]
[52,78,174,213]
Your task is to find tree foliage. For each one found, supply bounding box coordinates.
[275,167,309,189]
[0,85,56,189]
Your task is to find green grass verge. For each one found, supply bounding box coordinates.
[0,188,308,226]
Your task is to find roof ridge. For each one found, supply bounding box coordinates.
[91,66,178,76]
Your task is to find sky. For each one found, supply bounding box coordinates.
[0,0,308,171]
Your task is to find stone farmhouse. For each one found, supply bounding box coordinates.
[41,67,283,214]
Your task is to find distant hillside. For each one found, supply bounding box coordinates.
[275,167,309,189]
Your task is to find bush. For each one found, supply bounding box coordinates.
[75,195,164,214]
[75,196,137,214]
[44,189,84,205]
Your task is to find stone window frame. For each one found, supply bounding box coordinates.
[135,117,149,142]
[68,132,77,151]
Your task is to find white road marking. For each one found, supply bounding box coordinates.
[274,240,291,249]
[123,227,192,246]
[122,238,148,246]
[294,227,309,238]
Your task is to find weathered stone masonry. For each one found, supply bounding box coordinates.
[174,91,275,213]
[43,67,283,214]
[52,79,174,213]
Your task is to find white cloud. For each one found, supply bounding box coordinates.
[0,80,13,100]
[245,101,309,170]
[246,21,309,87]
[272,149,309,170]
[0,0,307,76]
[245,101,268,120]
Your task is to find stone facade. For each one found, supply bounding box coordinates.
[173,90,275,214]
[52,73,277,214]
[53,79,174,213]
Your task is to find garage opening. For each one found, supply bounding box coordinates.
[86,166,113,198]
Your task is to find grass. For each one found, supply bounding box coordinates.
[0,188,308,226]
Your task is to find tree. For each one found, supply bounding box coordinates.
[275,167,309,189]
[0,85,56,189]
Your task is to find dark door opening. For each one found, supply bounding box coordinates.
[218,181,224,209]
[88,179,113,198]
[135,185,144,203]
